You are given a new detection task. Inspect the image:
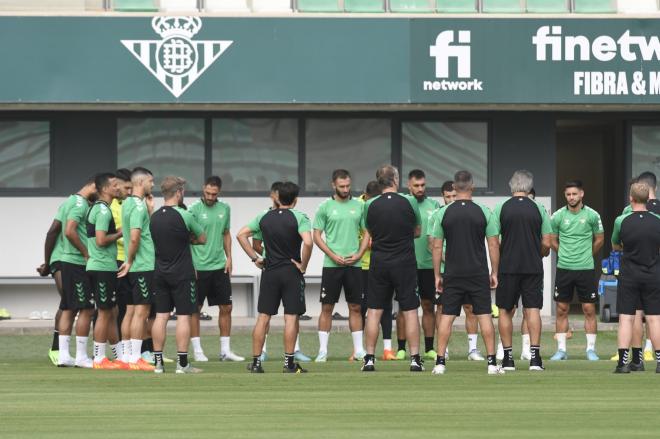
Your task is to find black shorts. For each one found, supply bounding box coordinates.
[320,266,362,305]
[496,274,543,311]
[441,275,491,316]
[257,265,306,316]
[153,275,198,316]
[417,269,437,303]
[617,274,660,315]
[367,265,419,312]
[88,271,118,310]
[60,262,93,311]
[50,261,62,275]
[554,269,598,304]
[197,270,232,306]
[116,260,133,307]
[128,271,154,306]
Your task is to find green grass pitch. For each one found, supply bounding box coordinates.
[1,330,658,439]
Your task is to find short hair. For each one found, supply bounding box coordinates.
[376,165,399,188]
[270,181,283,193]
[131,167,153,183]
[637,171,657,190]
[84,174,96,185]
[332,169,351,181]
[453,171,473,192]
[160,176,186,199]
[115,168,132,182]
[277,181,299,205]
[630,182,650,204]
[440,180,454,194]
[94,172,115,193]
[205,176,222,189]
[508,170,534,194]
[408,169,426,180]
[365,180,381,198]
[565,180,583,190]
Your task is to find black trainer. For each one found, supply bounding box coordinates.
[656,362,660,374]
[529,360,545,371]
[361,358,375,372]
[502,357,516,371]
[629,362,645,372]
[410,359,424,372]
[249,363,265,373]
[614,364,631,374]
[283,362,307,374]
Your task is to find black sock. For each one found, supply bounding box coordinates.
[252,355,261,367]
[487,354,497,366]
[655,350,660,363]
[364,353,375,363]
[503,347,513,361]
[51,330,59,351]
[436,355,446,366]
[284,353,294,369]
[177,352,188,368]
[142,338,153,353]
[154,351,163,367]
[397,339,406,352]
[531,346,541,363]
[424,337,434,353]
[632,347,643,365]
[618,348,629,367]
[411,353,421,365]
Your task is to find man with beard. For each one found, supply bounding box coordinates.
[313,170,366,362]
[394,170,440,361]
[118,167,156,371]
[188,176,244,363]
[549,180,604,361]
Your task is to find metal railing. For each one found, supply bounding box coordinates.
[1,0,656,14]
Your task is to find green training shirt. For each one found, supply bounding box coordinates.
[60,194,90,266]
[413,196,441,269]
[428,206,447,273]
[550,205,604,270]
[189,199,231,271]
[313,197,364,268]
[49,202,66,265]
[122,195,155,272]
[86,201,118,272]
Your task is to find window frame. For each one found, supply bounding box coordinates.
[0,115,53,194]
[395,116,493,195]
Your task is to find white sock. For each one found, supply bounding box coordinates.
[556,333,567,352]
[351,331,364,354]
[586,333,596,352]
[220,336,230,355]
[121,340,132,363]
[294,335,301,352]
[58,335,71,358]
[111,343,122,360]
[75,336,89,360]
[318,331,330,353]
[191,337,203,354]
[94,342,106,362]
[522,334,531,353]
[467,333,478,353]
[262,334,268,354]
[383,339,392,351]
[130,339,142,363]
[645,339,653,351]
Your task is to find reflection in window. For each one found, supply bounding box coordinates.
[0,121,50,188]
[117,118,205,190]
[402,122,488,188]
[212,119,298,192]
[305,119,390,193]
[632,126,660,180]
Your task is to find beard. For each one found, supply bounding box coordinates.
[335,189,350,199]
[414,193,425,202]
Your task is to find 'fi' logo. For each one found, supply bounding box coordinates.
[429,30,471,79]
[121,17,233,98]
